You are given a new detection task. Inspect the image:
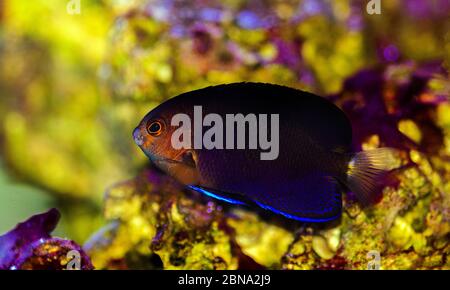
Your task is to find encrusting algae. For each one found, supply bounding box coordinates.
[84,169,238,270]
[0,0,449,270]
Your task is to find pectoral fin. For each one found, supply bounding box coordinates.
[180,150,198,168]
[161,150,201,185]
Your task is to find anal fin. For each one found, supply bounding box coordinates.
[188,185,247,205]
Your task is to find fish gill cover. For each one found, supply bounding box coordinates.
[0,0,449,270]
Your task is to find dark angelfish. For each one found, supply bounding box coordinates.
[133,82,397,222]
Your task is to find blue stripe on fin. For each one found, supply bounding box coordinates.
[188,185,246,205]
[254,201,339,223]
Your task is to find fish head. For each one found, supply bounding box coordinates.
[133,106,200,185]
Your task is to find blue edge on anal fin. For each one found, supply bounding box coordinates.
[188,185,246,205]
[188,185,339,223]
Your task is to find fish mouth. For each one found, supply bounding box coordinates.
[133,127,144,146]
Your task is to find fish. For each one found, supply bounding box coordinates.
[133,82,397,222]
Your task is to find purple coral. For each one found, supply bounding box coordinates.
[0,208,93,270]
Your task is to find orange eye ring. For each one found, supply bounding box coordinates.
[146,120,164,136]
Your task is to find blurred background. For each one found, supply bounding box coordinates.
[0,0,448,243]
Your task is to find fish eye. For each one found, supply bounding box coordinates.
[146,120,164,136]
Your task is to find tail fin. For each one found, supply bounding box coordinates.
[345,148,399,205]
